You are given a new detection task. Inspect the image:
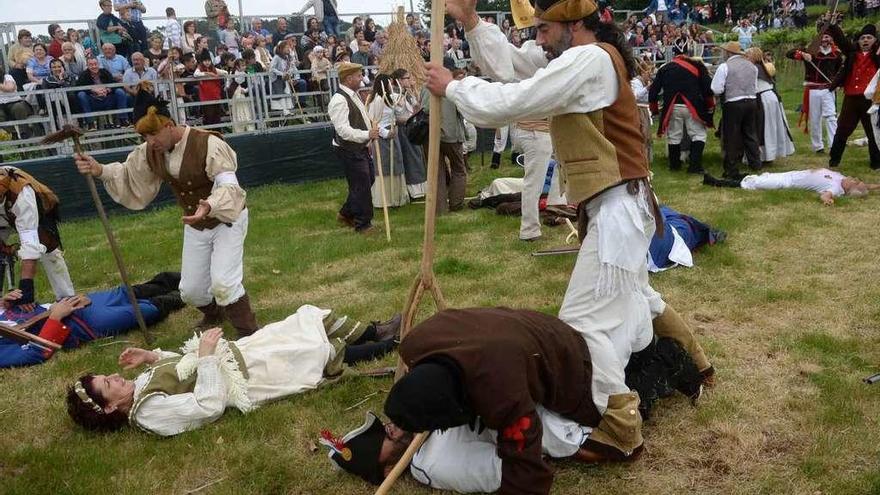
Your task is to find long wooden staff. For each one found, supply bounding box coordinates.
[368,93,393,242]
[374,0,448,491]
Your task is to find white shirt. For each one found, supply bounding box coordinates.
[630,77,650,104]
[445,20,619,129]
[368,93,399,139]
[0,184,47,260]
[865,70,879,113]
[741,169,846,197]
[328,84,371,146]
[164,18,182,49]
[710,58,756,102]
[0,75,22,105]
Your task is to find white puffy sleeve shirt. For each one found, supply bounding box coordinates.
[98,127,246,223]
[445,21,619,129]
[131,354,228,437]
[10,185,47,260]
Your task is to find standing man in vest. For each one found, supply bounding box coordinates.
[711,41,761,179]
[827,21,880,169]
[650,44,715,174]
[0,167,76,304]
[786,23,844,154]
[425,0,714,463]
[329,62,380,234]
[73,87,258,338]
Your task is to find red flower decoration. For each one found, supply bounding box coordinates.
[501,415,533,452]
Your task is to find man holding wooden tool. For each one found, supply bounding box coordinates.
[73,84,258,338]
[423,0,714,463]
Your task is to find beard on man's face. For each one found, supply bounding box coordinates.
[542,29,573,60]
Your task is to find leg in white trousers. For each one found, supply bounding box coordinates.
[179,209,249,308]
[40,249,75,299]
[809,89,837,151]
[492,126,509,154]
[513,127,553,240]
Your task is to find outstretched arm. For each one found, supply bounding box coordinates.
[75,147,163,210]
[820,191,835,206]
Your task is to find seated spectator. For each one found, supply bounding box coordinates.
[41,59,79,115]
[325,35,341,64]
[48,24,66,59]
[239,35,255,58]
[26,43,54,85]
[310,46,332,108]
[364,17,378,42]
[76,57,129,129]
[179,52,200,107]
[193,36,215,66]
[249,18,271,45]
[219,52,237,73]
[60,42,86,79]
[0,67,33,138]
[145,35,167,70]
[351,39,373,69]
[273,17,292,46]
[304,17,328,47]
[122,52,157,101]
[214,44,230,66]
[370,31,388,60]
[96,0,131,58]
[182,20,198,54]
[8,30,35,74]
[97,43,130,82]
[241,48,264,73]
[254,36,272,70]
[703,169,878,205]
[445,38,465,66]
[348,28,364,55]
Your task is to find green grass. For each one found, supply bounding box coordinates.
[1,65,880,494]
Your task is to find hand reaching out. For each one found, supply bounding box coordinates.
[119,347,159,369]
[182,199,212,225]
[198,327,224,357]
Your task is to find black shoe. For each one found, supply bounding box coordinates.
[491,152,501,169]
[815,149,825,154]
[373,314,402,342]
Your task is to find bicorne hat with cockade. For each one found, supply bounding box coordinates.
[320,411,387,485]
[131,81,173,135]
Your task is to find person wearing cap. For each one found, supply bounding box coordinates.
[424,0,714,463]
[322,308,705,493]
[0,167,76,307]
[786,18,844,154]
[711,41,761,179]
[649,43,714,174]
[329,62,381,233]
[826,20,880,169]
[65,306,401,436]
[72,84,259,338]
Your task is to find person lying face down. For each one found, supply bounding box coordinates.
[703,168,879,206]
[322,308,704,494]
[0,272,184,369]
[67,306,401,436]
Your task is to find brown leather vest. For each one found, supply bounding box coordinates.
[333,88,370,152]
[145,128,224,231]
[550,43,649,206]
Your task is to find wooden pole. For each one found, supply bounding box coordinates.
[373,432,429,495]
[372,133,393,242]
[75,138,152,344]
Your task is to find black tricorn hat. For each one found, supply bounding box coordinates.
[321,412,386,485]
[131,82,171,125]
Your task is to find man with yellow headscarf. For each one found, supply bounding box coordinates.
[425,0,713,463]
[0,167,75,304]
[74,85,258,338]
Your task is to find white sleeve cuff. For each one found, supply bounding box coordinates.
[213,171,240,186]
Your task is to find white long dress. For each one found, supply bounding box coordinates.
[368,96,409,207]
[131,305,335,436]
[757,78,795,162]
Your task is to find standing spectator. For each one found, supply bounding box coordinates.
[421,59,468,214]
[349,29,365,55]
[310,46,332,92]
[67,29,89,63]
[645,0,669,23]
[182,21,199,54]
[194,50,225,125]
[205,0,231,42]
[406,14,424,37]
[731,19,758,50]
[164,8,182,50]
[364,18,379,43]
[218,22,241,58]
[298,0,340,37]
[60,42,86,79]
[326,35,341,63]
[179,52,200,114]
[97,43,130,82]
[0,67,33,137]
[113,0,148,51]
[345,17,364,43]
[445,38,465,66]
[122,52,158,100]
[194,37,216,65]
[76,57,129,129]
[274,17,292,44]
[48,24,66,59]
[711,41,761,179]
[145,36,167,70]
[26,43,54,85]
[97,0,131,58]
[269,41,307,115]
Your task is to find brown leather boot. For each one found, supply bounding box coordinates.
[194,301,224,330]
[224,294,259,338]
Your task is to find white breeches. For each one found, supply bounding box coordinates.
[666,104,708,144]
[180,208,249,307]
[493,125,509,153]
[511,127,554,240]
[558,185,664,414]
[40,249,75,299]
[809,89,837,151]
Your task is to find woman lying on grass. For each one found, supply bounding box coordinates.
[67,305,400,436]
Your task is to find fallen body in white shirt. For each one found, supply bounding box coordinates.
[703,168,877,205]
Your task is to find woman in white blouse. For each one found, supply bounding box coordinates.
[367,74,409,207]
[66,305,401,436]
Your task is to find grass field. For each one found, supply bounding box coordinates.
[1,65,879,495]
